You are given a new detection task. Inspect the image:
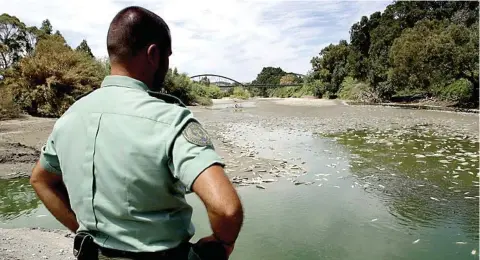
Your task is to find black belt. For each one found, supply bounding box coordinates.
[73,232,190,260]
[99,243,191,259]
[73,232,228,260]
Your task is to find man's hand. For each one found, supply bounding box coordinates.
[30,161,79,233]
[192,164,243,255]
[197,234,235,257]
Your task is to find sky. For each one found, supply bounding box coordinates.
[3,0,391,82]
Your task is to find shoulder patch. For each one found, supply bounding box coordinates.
[182,121,213,147]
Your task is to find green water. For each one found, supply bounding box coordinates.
[0,127,478,259]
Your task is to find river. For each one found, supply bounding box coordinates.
[0,98,478,259]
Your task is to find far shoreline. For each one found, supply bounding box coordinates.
[209,97,479,114]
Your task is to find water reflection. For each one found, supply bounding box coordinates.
[0,178,40,221]
[324,128,479,241]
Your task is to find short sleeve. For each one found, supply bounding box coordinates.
[39,133,62,175]
[167,112,224,192]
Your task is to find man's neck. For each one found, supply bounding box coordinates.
[110,66,152,89]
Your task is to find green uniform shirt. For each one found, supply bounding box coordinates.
[39,75,225,252]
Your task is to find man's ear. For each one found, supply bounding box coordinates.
[146,44,160,68]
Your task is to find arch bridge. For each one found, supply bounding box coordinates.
[190,73,306,88]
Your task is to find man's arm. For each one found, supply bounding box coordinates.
[167,115,244,255]
[30,161,79,233]
[192,164,244,246]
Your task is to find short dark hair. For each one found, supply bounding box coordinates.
[107,6,171,63]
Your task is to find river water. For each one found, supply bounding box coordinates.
[0,99,478,259]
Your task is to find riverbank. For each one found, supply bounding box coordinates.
[0,228,74,260]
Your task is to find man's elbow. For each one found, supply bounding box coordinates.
[223,199,244,223]
[29,161,56,188]
[30,162,42,186]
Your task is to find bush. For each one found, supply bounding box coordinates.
[163,71,195,105]
[437,78,473,103]
[338,77,372,101]
[5,35,105,117]
[0,87,21,120]
[204,84,223,99]
[231,87,250,99]
[323,91,338,99]
[267,86,297,98]
[311,80,326,98]
[190,83,224,105]
[194,96,213,106]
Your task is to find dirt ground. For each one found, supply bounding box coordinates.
[0,228,75,260]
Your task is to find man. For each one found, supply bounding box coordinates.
[29,6,244,260]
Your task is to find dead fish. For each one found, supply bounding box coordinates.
[413,239,420,244]
[256,185,266,190]
[371,218,378,222]
[430,197,440,201]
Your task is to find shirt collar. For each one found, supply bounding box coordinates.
[100,75,149,92]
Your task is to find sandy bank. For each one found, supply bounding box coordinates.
[0,228,74,260]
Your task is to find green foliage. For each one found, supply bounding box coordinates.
[191,83,224,100]
[162,69,195,105]
[338,77,376,102]
[307,1,479,107]
[311,80,326,98]
[0,13,28,69]
[279,74,302,85]
[390,20,474,91]
[230,87,250,99]
[0,86,21,120]
[97,57,111,77]
[252,67,286,85]
[4,35,105,117]
[267,86,299,98]
[76,39,94,58]
[437,79,473,104]
[40,19,52,35]
[198,76,210,86]
[194,96,213,106]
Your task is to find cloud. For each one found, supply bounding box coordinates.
[2,0,391,82]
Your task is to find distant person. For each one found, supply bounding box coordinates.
[29,6,243,260]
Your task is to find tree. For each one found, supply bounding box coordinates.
[199,76,210,86]
[252,67,286,85]
[75,39,94,58]
[390,20,478,102]
[4,35,105,117]
[310,40,351,93]
[279,74,301,85]
[0,13,28,70]
[40,19,52,35]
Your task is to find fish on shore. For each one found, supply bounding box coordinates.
[256,185,266,190]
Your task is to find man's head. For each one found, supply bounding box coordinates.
[107,6,172,90]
